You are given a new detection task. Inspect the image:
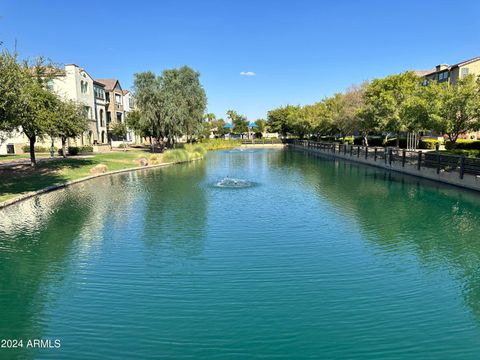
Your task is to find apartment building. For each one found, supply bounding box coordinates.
[0,65,138,154]
[95,79,124,128]
[51,64,98,145]
[94,81,108,144]
[422,56,480,85]
[122,90,137,144]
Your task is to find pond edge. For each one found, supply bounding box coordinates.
[0,158,201,210]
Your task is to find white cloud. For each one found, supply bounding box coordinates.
[240,71,256,76]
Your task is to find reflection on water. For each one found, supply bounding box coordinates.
[1,148,480,359]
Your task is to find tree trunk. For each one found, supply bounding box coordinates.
[363,132,369,147]
[28,135,36,166]
[50,137,55,158]
[61,138,67,158]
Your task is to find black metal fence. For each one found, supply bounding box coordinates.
[292,140,480,179]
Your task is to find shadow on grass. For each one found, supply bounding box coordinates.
[0,158,97,199]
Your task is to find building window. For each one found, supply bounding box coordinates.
[47,80,54,91]
[116,112,123,123]
[107,111,112,124]
[106,93,110,103]
[81,81,88,93]
[115,94,122,105]
[462,68,469,78]
[438,71,449,81]
[100,109,104,127]
[94,86,105,100]
[129,97,134,108]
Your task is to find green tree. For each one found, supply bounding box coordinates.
[177,66,207,143]
[159,66,207,146]
[44,99,88,157]
[330,84,365,142]
[126,109,152,141]
[205,113,216,122]
[363,72,420,145]
[11,57,63,165]
[0,51,23,135]
[426,75,480,145]
[132,71,164,150]
[227,110,248,136]
[254,119,267,137]
[267,105,299,137]
[110,122,128,151]
[215,118,227,137]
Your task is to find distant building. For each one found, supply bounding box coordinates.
[421,56,480,85]
[122,90,136,143]
[93,81,108,144]
[95,79,124,132]
[51,64,98,145]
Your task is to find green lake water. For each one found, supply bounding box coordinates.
[1,148,480,359]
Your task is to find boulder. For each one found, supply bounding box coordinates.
[89,164,108,175]
[137,158,149,166]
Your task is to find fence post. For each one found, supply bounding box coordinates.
[374,148,377,161]
[344,144,347,155]
[350,145,353,157]
[402,149,406,167]
[365,146,368,159]
[388,148,393,166]
[460,155,465,179]
[417,151,422,170]
[436,153,441,174]
[357,146,360,158]
[384,148,388,165]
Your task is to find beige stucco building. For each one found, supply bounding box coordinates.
[94,81,108,144]
[422,56,480,85]
[51,64,98,145]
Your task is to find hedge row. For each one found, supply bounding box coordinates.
[445,140,480,150]
[21,145,56,153]
[58,146,94,156]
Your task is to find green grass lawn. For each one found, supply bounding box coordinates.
[0,153,51,161]
[0,150,153,203]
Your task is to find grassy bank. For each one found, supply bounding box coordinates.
[200,139,243,150]
[0,146,207,204]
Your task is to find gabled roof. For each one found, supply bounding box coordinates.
[95,79,122,91]
[412,69,435,77]
[450,56,480,69]
[423,56,480,76]
[122,90,129,95]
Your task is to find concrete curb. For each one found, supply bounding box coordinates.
[0,158,200,210]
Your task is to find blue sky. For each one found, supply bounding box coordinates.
[1,0,480,121]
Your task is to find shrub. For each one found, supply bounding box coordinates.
[21,145,54,153]
[68,146,79,155]
[200,139,242,150]
[444,149,480,158]
[149,154,160,165]
[163,149,189,163]
[445,139,480,150]
[79,146,94,153]
[419,139,439,150]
